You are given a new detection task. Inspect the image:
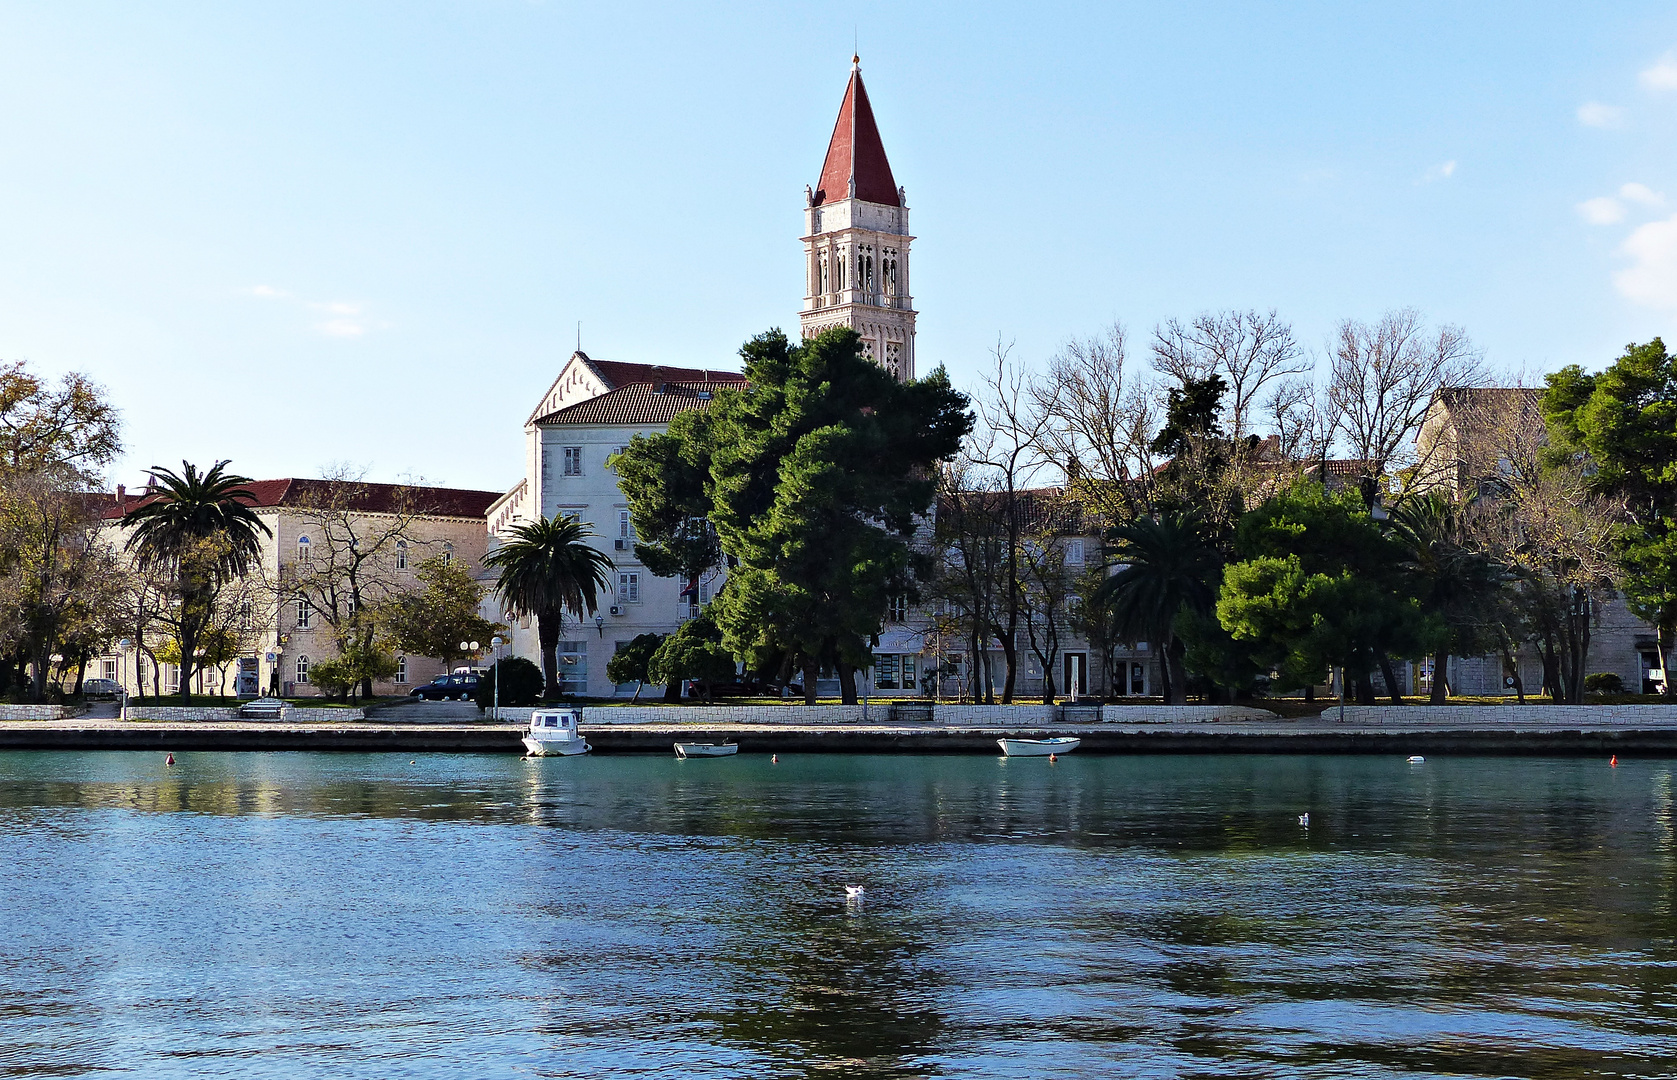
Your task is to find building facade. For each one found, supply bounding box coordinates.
[100,478,499,698]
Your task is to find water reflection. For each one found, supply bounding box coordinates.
[3,752,1677,1077]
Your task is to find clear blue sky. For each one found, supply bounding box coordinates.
[5,1,1677,493]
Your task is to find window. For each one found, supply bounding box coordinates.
[102,659,117,681]
[239,600,252,629]
[618,571,640,603]
[295,598,311,629]
[563,446,583,476]
[442,543,453,566]
[872,653,917,691]
[887,594,907,622]
[557,641,587,695]
[699,577,712,606]
[165,664,180,693]
[296,535,311,562]
[612,446,629,470]
[1065,539,1085,565]
[619,509,634,540]
[395,656,407,684]
[396,540,407,570]
[346,594,356,619]
[541,451,553,491]
[296,655,310,684]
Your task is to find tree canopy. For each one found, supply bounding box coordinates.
[617,326,972,703]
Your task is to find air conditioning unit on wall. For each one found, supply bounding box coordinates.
[614,538,629,551]
[609,605,624,616]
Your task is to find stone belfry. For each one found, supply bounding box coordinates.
[800,56,916,381]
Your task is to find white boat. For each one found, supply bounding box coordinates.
[522,708,591,756]
[674,742,739,758]
[998,736,1081,757]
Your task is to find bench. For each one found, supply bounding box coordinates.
[238,698,288,720]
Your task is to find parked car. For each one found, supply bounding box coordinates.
[409,673,480,701]
[82,678,121,700]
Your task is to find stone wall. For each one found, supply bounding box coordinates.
[0,704,72,720]
[120,705,366,722]
[1338,704,1677,726]
[556,703,1282,726]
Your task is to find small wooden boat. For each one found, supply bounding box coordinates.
[998,736,1081,757]
[523,708,591,757]
[674,742,739,758]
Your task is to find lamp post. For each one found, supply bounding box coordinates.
[594,613,605,639]
[117,639,132,717]
[490,635,504,721]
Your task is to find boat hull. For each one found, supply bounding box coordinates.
[523,736,591,757]
[674,743,739,758]
[998,737,1081,757]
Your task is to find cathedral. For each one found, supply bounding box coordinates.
[486,58,935,696]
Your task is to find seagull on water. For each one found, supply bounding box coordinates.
[845,885,865,899]
[1297,813,1309,826]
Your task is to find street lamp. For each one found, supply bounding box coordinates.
[490,635,504,721]
[117,639,132,716]
[594,613,605,639]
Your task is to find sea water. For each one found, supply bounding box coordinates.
[1,751,1673,1078]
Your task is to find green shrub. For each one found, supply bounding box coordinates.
[475,657,545,709]
[1584,672,1625,694]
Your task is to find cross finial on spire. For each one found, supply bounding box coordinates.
[852,53,860,70]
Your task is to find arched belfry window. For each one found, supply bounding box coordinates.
[296,535,311,562]
[396,540,407,570]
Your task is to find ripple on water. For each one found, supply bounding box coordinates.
[0,751,1675,1078]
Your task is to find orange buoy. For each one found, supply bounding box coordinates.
[165,753,175,766]
[1049,753,1058,762]
[771,754,779,764]
[1611,755,1619,767]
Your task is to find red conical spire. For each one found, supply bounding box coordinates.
[812,58,900,208]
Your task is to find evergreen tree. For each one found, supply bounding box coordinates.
[618,327,971,704]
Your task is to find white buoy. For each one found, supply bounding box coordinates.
[1297,813,1309,826]
[1407,755,1425,764]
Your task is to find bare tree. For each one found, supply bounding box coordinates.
[1461,393,1621,704]
[270,468,441,700]
[1327,309,1482,492]
[1028,322,1162,520]
[967,338,1053,702]
[1152,309,1306,441]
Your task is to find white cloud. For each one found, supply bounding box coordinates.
[317,318,366,337]
[1640,54,1677,91]
[1620,182,1666,206]
[1579,196,1626,224]
[1421,160,1457,183]
[247,284,287,298]
[1577,102,1625,128]
[1614,211,1677,308]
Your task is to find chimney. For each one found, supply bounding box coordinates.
[1066,458,1082,482]
[115,484,125,504]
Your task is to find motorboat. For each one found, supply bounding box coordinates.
[523,708,591,757]
[674,742,739,758]
[998,736,1081,757]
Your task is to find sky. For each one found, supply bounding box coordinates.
[4,1,1677,494]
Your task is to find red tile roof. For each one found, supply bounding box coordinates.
[534,382,738,427]
[812,62,900,208]
[584,357,747,390]
[103,479,502,520]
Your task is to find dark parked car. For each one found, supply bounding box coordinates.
[409,673,479,701]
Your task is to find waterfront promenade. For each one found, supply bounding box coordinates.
[3,709,1676,754]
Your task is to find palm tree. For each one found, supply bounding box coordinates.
[123,461,270,701]
[484,514,614,698]
[1389,491,1502,703]
[1093,513,1220,704]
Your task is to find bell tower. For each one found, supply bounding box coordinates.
[799,56,917,381]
